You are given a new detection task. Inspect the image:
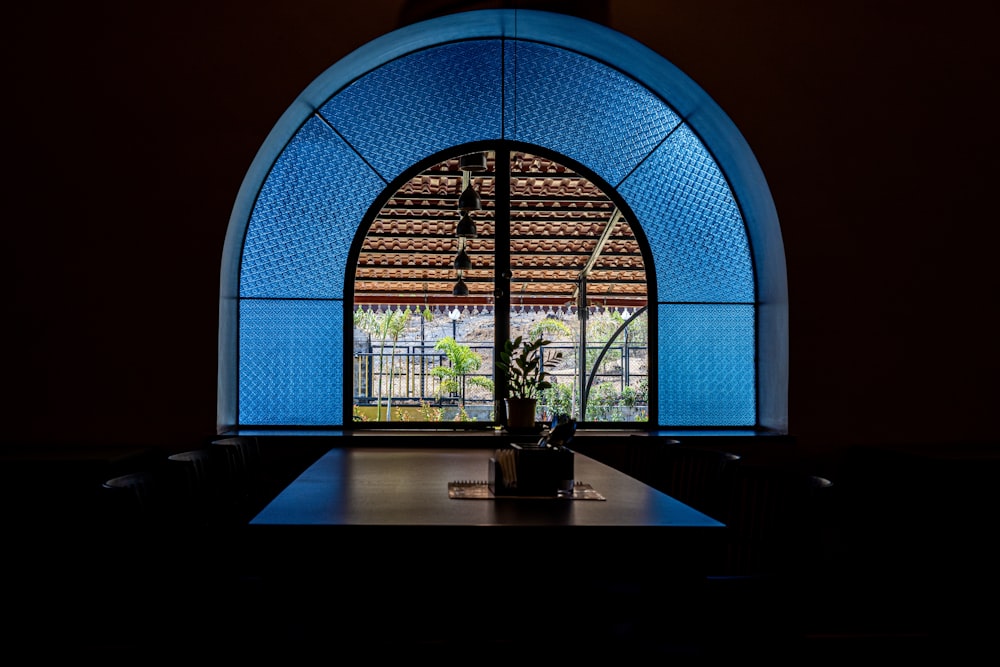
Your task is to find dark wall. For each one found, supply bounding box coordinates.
[7,1,997,454]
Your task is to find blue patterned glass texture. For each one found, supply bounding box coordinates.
[504,41,681,187]
[234,27,769,429]
[657,303,756,426]
[317,40,504,183]
[239,298,344,425]
[241,116,384,299]
[620,124,754,303]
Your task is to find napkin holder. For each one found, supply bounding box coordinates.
[489,443,575,497]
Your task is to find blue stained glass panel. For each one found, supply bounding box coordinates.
[241,117,384,299]
[505,41,680,187]
[318,40,504,182]
[239,298,344,425]
[657,303,756,426]
[227,10,783,432]
[620,124,754,303]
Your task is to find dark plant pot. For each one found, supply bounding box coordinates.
[505,398,537,429]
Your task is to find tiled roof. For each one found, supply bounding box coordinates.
[354,152,648,309]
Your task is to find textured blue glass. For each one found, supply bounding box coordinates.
[620,124,754,303]
[241,116,384,299]
[239,299,344,425]
[229,12,781,431]
[318,40,504,182]
[657,303,756,426]
[505,41,681,186]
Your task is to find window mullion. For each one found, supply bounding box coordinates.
[494,148,511,423]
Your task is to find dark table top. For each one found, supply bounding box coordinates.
[243,446,729,648]
[251,446,724,529]
[245,445,727,605]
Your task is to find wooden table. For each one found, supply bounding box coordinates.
[252,446,723,528]
[245,446,726,650]
[249,446,722,570]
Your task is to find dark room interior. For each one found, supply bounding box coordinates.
[5,0,998,660]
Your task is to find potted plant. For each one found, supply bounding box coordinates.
[496,335,563,429]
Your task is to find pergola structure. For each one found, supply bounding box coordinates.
[354,151,648,312]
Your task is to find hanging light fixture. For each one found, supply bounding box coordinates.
[456,212,476,237]
[453,153,484,297]
[454,247,472,271]
[458,183,481,212]
[459,152,487,172]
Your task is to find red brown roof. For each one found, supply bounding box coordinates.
[354,151,648,309]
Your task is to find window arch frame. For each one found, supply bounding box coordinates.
[218,9,787,435]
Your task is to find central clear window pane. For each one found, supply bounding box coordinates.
[352,150,649,425]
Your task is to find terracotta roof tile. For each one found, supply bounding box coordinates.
[354,152,647,308]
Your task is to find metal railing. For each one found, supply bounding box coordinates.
[353,341,648,422]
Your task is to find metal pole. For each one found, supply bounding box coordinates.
[494,147,511,425]
[577,279,588,422]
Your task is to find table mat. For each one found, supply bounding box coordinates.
[448,481,605,500]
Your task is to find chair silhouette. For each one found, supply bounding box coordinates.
[618,436,682,482]
[715,463,834,577]
[211,436,266,522]
[101,470,166,528]
[697,461,837,658]
[569,438,739,519]
[642,444,740,519]
[166,448,233,528]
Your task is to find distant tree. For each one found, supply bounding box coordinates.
[528,317,572,341]
[431,336,494,412]
[354,307,412,420]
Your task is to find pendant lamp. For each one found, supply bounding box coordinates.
[458,183,482,212]
[459,152,487,172]
[454,248,472,270]
[456,213,476,237]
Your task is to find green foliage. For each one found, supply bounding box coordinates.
[624,310,648,345]
[528,317,572,341]
[430,336,494,398]
[636,377,649,404]
[585,381,621,421]
[586,310,624,369]
[592,381,620,405]
[539,381,573,419]
[454,404,477,422]
[419,401,444,421]
[496,335,564,399]
[621,384,638,407]
[584,381,648,421]
[353,306,412,420]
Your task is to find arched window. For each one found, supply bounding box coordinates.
[351,148,651,426]
[218,10,787,434]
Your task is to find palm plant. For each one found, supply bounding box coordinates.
[430,337,494,409]
[354,307,413,420]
